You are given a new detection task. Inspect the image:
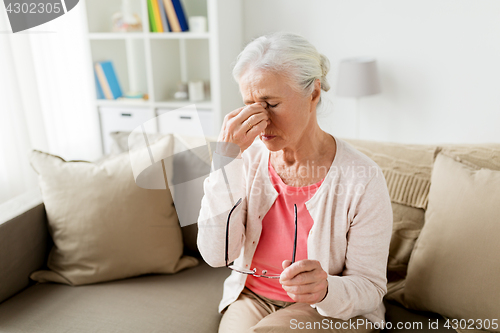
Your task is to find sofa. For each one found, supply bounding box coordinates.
[1,134,499,333]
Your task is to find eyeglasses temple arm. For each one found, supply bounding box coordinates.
[225,198,243,267]
[292,204,297,264]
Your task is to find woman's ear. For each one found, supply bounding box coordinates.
[310,79,322,110]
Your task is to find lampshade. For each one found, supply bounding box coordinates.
[336,57,381,97]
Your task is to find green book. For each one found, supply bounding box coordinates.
[147,0,157,32]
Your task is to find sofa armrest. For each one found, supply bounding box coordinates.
[0,189,50,304]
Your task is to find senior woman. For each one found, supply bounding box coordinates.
[197,32,392,333]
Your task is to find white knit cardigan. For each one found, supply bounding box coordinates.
[197,136,393,325]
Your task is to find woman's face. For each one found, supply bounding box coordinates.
[239,69,321,152]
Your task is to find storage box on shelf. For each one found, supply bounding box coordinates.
[99,107,156,155]
[157,107,213,138]
[83,0,243,154]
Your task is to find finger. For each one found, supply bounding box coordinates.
[226,103,268,139]
[280,261,327,285]
[245,119,268,139]
[234,103,268,125]
[243,113,268,132]
[282,260,292,270]
[282,280,328,295]
[280,260,319,281]
[280,268,326,286]
[225,106,245,121]
[222,107,245,134]
[286,290,326,304]
[238,108,268,130]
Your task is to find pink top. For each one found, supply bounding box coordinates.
[245,157,324,302]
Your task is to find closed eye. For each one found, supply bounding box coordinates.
[268,103,279,108]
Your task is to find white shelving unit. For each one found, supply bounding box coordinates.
[83,0,243,154]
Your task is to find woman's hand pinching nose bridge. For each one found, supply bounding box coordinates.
[217,101,270,154]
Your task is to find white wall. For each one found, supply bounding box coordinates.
[242,0,500,144]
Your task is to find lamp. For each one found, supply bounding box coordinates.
[336,57,381,139]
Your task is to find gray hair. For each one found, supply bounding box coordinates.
[232,32,331,98]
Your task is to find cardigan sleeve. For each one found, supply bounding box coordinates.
[312,171,393,320]
[197,152,247,268]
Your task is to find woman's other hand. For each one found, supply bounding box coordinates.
[217,102,269,155]
[279,259,329,304]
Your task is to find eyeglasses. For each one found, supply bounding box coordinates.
[225,198,297,279]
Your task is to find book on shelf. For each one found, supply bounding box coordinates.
[151,0,164,32]
[94,61,123,100]
[158,0,171,32]
[148,0,189,33]
[171,0,189,32]
[147,0,157,32]
[162,0,181,32]
[94,72,105,99]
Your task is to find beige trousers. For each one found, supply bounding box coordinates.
[219,287,381,333]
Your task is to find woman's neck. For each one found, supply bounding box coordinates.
[277,125,332,166]
[269,124,335,187]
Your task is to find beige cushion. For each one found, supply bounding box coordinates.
[438,143,500,171]
[29,135,198,286]
[342,138,438,284]
[403,152,500,329]
[108,132,218,256]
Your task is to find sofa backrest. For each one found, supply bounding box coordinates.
[0,189,52,304]
[341,138,500,283]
